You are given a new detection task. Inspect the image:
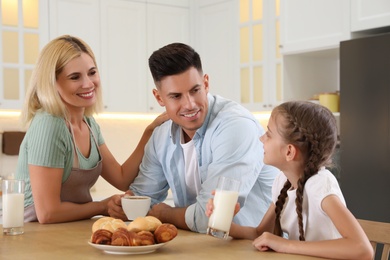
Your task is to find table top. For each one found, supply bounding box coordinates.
[1,219,326,260]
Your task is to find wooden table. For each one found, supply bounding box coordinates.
[1,219,326,260]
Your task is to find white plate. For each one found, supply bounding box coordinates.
[88,241,167,255]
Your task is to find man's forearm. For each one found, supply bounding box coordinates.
[149,203,189,230]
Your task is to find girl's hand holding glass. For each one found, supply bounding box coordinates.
[205,190,241,219]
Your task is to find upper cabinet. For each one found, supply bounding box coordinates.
[238,0,282,111]
[281,0,350,54]
[281,0,390,103]
[351,0,390,32]
[195,0,239,104]
[146,2,191,113]
[3,0,390,112]
[99,0,147,113]
[280,0,349,102]
[49,0,190,113]
[49,0,100,56]
[195,0,282,111]
[0,0,49,110]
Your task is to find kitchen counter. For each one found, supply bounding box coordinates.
[1,219,327,260]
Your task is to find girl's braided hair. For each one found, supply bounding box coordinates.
[272,101,338,241]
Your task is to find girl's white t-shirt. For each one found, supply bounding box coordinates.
[272,168,346,241]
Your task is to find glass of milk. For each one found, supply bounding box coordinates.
[2,179,25,235]
[207,176,240,239]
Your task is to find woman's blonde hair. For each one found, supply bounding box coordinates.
[21,35,103,126]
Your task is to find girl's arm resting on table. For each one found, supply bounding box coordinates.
[29,165,112,224]
[100,113,169,191]
[229,202,276,240]
[252,195,374,260]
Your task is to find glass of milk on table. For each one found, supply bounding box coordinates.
[207,176,240,239]
[2,179,25,235]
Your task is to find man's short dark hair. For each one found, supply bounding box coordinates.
[149,43,203,83]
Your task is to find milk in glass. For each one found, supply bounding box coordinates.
[208,190,239,232]
[2,179,25,235]
[207,176,240,239]
[3,193,24,228]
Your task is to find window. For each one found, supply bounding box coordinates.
[239,0,282,110]
[0,0,46,109]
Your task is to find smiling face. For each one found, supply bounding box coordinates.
[153,67,209,140]
[56,52,99,114]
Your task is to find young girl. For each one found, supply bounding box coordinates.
[206,101,373,260]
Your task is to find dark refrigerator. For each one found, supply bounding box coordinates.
[340,33,390,223]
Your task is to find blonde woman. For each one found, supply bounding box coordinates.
[15,35,168,224]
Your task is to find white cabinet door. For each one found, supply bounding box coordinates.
[100,0,148,112]
[351,0,390,32]
[195,0,239,103]
[146,3,191,113]
[281,0,350,54]
[0,0,48,110]
[49,0,190,113]
[49,0,100,63]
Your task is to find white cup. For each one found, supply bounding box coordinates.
[2,179,25,235]
[207,176,240,239]
[121,195,151,221]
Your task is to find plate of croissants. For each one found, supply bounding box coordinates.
[88,216,178,255]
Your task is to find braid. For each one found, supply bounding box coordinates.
[294,124,322,241]
[274,180,291,237]
[295,176,306,241]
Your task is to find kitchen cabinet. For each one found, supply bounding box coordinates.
[0,0,49,110]
[146,2,191,113]
[280,0,345,103]
[351,0,390,32]
[49,0,100,58]
[195,0,282,111]
[102,0,190,113]
[99,0,147,113]
[238,0,282,111]
[49,0,190,113]
[281,0,350,54]
[282,49,340,102]
[194,0,239,104]
[280,0,390,104]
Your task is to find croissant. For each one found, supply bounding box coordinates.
[135,231,155,246]
[111,228,137,246]
[91,229,113,245]
[153,223,178,243]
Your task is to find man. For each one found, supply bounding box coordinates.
[108,43,278,233]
